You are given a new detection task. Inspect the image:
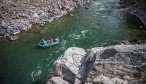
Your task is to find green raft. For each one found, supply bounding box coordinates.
[38,38,59,48]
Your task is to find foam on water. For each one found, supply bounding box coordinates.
[31,68,42,82]
[69,33,81,40]
[81,30,88,34]
[94,2,101,5]
[69,30,88,40]
[61,40,67,46]
[98,7,106,11]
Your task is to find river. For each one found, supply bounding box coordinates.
[0,0,145,84]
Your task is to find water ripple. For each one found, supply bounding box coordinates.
[31,69,42,82]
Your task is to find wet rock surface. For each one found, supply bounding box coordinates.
[0,0,92,38]
[120,0,146,26]
[8,35,19,41]
[46,44,146,84]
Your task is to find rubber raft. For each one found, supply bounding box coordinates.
[38,38,59,48]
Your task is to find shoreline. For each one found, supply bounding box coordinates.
[0,0,92,40]
[1,0,146,41]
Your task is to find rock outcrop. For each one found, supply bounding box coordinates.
[46,44,146,84]
[0,0,92,38]
[120,0,146,26]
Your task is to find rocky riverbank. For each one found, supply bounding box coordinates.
[120,0,146,27]
[46,44,146,84]
[0,0,92,40]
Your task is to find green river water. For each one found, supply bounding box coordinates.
[0,0,146,84]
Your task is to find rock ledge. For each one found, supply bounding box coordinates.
[46,44,146,84]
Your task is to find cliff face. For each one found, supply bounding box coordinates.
[120,0,146,26]
[46,45,146,84]
[0,0,92,39]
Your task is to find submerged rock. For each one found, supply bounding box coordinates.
[46,44,146,84]
[9,35,19,41]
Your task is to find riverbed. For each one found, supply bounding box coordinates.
[0,0,145,84]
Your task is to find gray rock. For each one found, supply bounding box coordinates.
[11,30,20,35]
[0,28,6,36]
[120,0,146,26]
[74,78,81,84]
[47,47,86,83]
[9,35,19,41]
[0,0,92,39]
[98,48,118,59]
[1,20,7,27]
[46,44,146,84]
[46,77,69,84]
[32,13,39,18]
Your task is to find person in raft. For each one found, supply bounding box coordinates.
[48,38,53,43]
[41,39,47,45]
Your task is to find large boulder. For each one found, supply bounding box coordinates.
[87,44,146,84]
[46,44,146,84]
[46,47,86,84]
